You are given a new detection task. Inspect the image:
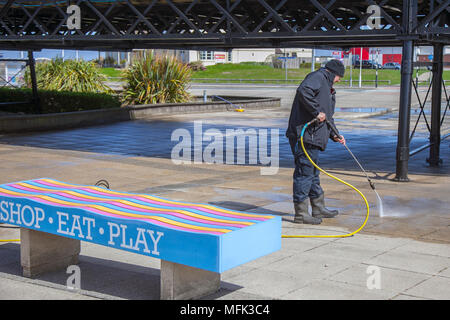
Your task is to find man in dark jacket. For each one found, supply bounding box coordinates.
[286,59,346,225]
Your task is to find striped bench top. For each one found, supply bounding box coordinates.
[0,178,281,272]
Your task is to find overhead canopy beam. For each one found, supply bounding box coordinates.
[0,0,447,50]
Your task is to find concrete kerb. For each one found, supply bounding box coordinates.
[127,96,280,118]
[335,108,397,119]
[0,96,281,134]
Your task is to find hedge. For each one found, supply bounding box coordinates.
[0,88,121,114]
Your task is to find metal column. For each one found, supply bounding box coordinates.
[394,0,416,182]
[394,40,414,182]
[428,43,444,166]
[27,50,41,114]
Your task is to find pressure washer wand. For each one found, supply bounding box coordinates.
[324,118,376,190]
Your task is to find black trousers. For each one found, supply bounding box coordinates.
[289,139,324,203]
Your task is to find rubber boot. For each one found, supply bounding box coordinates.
[293,200,322,225]
[310,194,339,218]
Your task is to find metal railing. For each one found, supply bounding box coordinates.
[191,78,392,85]
[104,77,450,86]
[409,133,450,157]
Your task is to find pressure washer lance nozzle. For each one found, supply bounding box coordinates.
[369,180,376,190]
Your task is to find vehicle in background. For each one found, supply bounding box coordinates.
[382,62,401,70]
[354,60,382,69]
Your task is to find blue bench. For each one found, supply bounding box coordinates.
[0,178,281,299]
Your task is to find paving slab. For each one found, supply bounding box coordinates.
[391,294,430,300]
[219,268,313,299]
[302,240,391,262]
[261,251,358,281]
[437,267,450,278]
[0,277,99,300]
[280,279,395,300]
[364,249,450,275]
[330,264,432,293]
[402,276,450,300]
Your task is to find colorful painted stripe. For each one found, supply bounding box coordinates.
[0,178,273,236]
[9,183,253,228]
[37,179,271,220]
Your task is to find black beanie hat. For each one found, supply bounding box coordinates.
[325,59,345,77]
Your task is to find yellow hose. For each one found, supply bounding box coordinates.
[282,125,370,238]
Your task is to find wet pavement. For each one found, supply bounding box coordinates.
[0,86,449,300]
[0,109,447,176]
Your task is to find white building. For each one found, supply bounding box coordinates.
[102,48,315,67]
[180,48,313,66]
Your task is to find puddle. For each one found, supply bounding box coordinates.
[411,108,447,115]
[373,107,447,120]
[335,107,389,113]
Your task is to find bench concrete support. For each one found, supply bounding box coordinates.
[160,260,220,300]
[20,228,80,278]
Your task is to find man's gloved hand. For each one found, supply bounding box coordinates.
[333,135,346,145]
[317,112,326,122]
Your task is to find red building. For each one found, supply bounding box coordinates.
[382,54,402,65]
[342,47,448,66]
[347,47,370,61]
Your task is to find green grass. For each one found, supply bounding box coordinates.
[192,62,450,86]
[101,63,450,86]
[193,62,312,81]
[345,68,400,86]
[99,67,124,79]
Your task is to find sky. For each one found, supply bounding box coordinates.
[2,49,341,61]
[0,49,102,61]
[1,47,438,62]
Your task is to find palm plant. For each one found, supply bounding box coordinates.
[25,58,112,94]
[123,52,192,105]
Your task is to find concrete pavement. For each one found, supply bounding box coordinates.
[0,86,449,300]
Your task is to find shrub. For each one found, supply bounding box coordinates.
[0,87,121,114]
[103,56,116,68]
[300,62,322,69]
[123,52,192,105]
[188,61,206,71]
[24,58,113,94]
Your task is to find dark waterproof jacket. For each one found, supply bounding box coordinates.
[286,67,339,151]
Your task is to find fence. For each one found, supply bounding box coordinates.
[103,77,450,87]
[191,78,392,85]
